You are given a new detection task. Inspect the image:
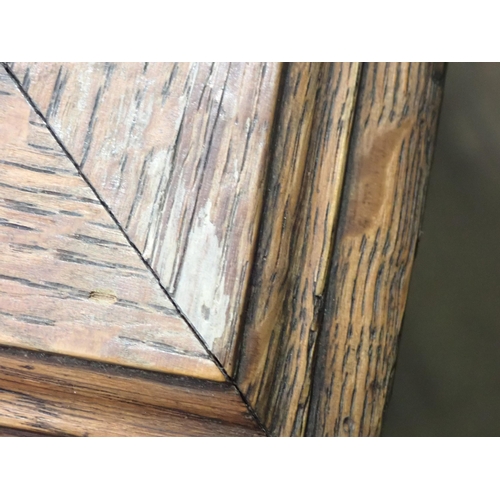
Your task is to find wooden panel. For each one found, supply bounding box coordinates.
[235,63,361,435]
[0,347,263,436]
[0,66,223,381]
[306,63,446,436]
[7,62,282,373]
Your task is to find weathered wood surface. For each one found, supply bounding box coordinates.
[235,63,361,436]
[7,62,282,374]
[0,66,223,381]
[306,62,446,436]
[0,62,445,436]
[0,347,263,436]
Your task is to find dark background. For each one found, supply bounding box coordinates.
[382,63,500,436]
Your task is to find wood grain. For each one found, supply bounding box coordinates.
[235,63,361,435]
[7,62,282,373]
[306,62,446,436]
[0,66,223,381]
[0,426,53,436]
[0,61,446,436]
[0,346,263,436]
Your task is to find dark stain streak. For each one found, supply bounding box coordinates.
[116,336,208,359]
[80,87,103,168]
[46,66,67,120]
[1,198,55,216]
[69,233,128,248]
[22,68,31,91]
[117,153,128,192]
[0,159,56,175]
[59,210,83,217]
[89,221,116,230]
[146,304,177,316]
[362,230,380,315]
[27,142,60,153]
[196,63,216,111]
[55,250,141,272]
[161,63,179,105]
[0,274,53,290]
[103,63,116,92]
[0,219,36,231]
[9,243,47,252]
[142,151,174,260]
[37,189,100,205]
[18,315,55,326]
[111,298,146,313]
[125,149,153,230]
[41,281,89,298]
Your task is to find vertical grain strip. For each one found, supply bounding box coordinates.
[306,62,446,436]
[235,63,361,436]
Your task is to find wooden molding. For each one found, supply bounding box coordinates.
[0,346,263,436]
[0,62,445,436]
[235,62,361,436]
[306,63,446,436]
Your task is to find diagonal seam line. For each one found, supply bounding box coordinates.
[1,62,269,436]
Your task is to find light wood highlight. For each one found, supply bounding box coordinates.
[8,62,282,373]
[235,63,361,435]
[0,67,223,381]
[306,62,446,436]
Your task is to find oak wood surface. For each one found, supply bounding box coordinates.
[306,62,446,436]
[0,346,263,436]
[0,66,223,381]
[8,62,282,374]
[0,62,445,436]
[235,63,361,436]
